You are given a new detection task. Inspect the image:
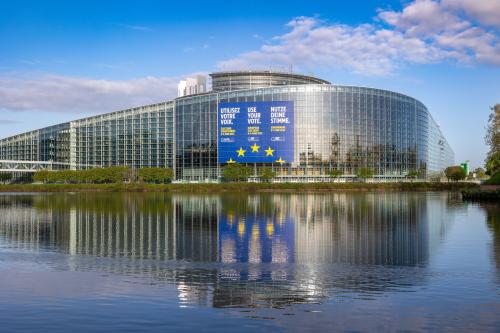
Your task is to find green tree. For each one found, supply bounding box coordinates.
[59,170,79,183]
[406,170,419,181]
[472,167,486,179]
[486,152,500,176]
[485,105,500,163]
[74,167,130,184]
[46,171,59,183]
[328,169,342,180]
[103,166,129,183]
[485,171,500,185]
[138,168,174,184]
[76,170,90,183]
[259,167,276,183]
[222,164,252,182]
[0,173,12,184]
[33,170,51,183]
[32,167,132,184]
[445,166,466,182]
[125,168,139,183]
[356,167,374,181]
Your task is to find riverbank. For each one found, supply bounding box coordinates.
[0,182,479,193]
[461,186,500,201]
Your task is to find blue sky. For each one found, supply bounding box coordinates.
[0,0,499,168]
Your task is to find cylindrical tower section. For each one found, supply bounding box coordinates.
[210,71,330,92]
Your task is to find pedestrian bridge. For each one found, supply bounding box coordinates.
[0,160,71,173]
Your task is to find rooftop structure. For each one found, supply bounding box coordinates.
[210,70,329,92]
[177,75,207,97]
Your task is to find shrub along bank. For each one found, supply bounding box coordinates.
[0,181,479,193]
[461,188,500,201]
[33,167,173,184]
[484,172,500,185]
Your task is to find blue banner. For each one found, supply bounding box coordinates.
[218,101,294,164]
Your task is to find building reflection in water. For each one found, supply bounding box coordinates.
[482,203,500,285]
[0,192,457,308]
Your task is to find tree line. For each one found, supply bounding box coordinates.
[484,104,500,185]
[220,164,422,182]
[33,167,173,184]
[0,173,13,184]
[443,103,500,184]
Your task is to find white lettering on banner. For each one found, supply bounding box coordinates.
[270,105,290,124]
[271,111,286,118]
[220,107,240,114]
[247,107,261,125]
[220,108,239,125]
[271,117,289,124]
[248,112,260,118]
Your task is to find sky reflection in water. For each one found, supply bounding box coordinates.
[0,192,499,332]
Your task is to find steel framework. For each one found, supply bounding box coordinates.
[0,160,70,173]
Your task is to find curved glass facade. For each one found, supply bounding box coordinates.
[210,71,329,92]
[70,102,174,169]
[175,84,454,181]
[0,72,454,182]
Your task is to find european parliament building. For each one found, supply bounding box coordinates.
[0,71,454,182]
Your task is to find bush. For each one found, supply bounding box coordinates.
[0,173,12,184]
[33,167,130,184]
[486,152,500,175]
[474,167,486,179]
[484,172,500,185]
[462,188,500,201]
[328,169,342,179]
[222,164,253,182]
[406,170,419,179]
[138,168,173,184]
[356,167,374,180]
[445,166,466,182]
[259,167,276,182]
[33,170,51,183]
[87,167,129,184]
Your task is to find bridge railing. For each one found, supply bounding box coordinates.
[0,160,71,173]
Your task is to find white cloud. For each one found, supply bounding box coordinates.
[220,1,500,75]
[443,0,500,27]
[0,74,179,114]
[378,0,500,66]
[377,0,471,36]
[219,17,450,75]
[0,119,19,125]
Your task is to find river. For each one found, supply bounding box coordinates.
[0,192,499,332]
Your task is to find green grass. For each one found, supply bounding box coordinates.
[484,172,500,185]
[0,182,479,193]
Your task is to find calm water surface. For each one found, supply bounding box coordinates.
[0,192,499,332]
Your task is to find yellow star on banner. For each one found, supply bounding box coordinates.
[226,158,236,164]
[276,157,285,164]
[265,146,274,156]
[236,147,246,157]
[250,143,260,153]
